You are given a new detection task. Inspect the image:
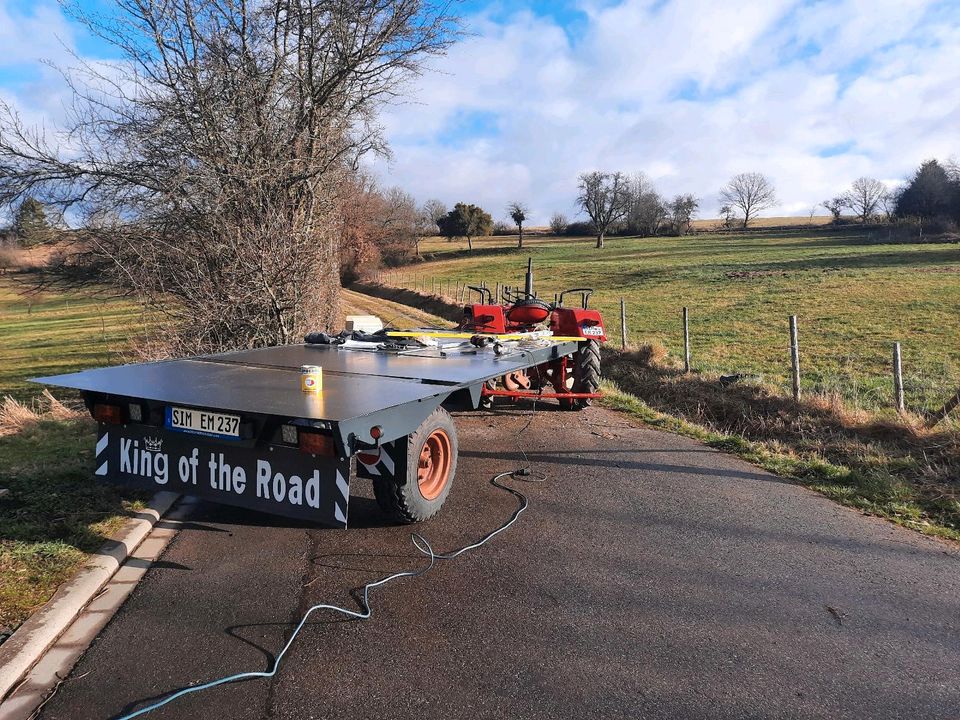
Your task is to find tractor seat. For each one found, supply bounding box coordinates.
[506,298,551,325]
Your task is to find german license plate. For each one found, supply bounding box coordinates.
[166,406,240,438]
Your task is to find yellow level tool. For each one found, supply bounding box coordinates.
[385,331,586,342]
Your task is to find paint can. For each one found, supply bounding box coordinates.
[300,365,323,393]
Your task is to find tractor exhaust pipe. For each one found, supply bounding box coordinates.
[524,257,534,298]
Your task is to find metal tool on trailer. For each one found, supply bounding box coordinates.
[33,260,606,527]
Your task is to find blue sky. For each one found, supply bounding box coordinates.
[2,0,959,223]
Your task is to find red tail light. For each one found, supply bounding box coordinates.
[93,403,126,424]
[299,431,335,457]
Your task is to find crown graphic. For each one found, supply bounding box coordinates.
[144,436,163,452]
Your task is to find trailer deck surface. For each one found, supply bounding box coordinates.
[34,340,576,422]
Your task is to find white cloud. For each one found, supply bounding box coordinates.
[376,0,960,223]
[2,0,957,225]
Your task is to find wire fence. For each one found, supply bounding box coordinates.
[375,270,960,423]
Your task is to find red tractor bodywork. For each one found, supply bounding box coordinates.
[464,303,607,342]
[459,260,606,407]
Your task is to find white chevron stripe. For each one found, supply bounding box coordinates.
[96,432,109,456]
[336,470,349,502]
[358,456,380,475]
[334,502,347,526]
[379,444,395,476]
[95,461,108,476]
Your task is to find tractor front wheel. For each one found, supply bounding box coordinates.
[561,339,601,411]
[372,407,458,523]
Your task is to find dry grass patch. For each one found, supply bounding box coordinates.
[0,390,83,437]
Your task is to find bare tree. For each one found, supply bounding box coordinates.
[576,171,631,248]
[719,204,737,229]
[844,177,888,223]
[623,172,668,236]
[946,156,960,183]
[507,201,528,248]
[718,173,778,228]
[0,0,459,354]
[340,176,421,278]
[667,194,699,235]
[822,196,848,221]
[421,199,447,234]
[549,212,568,236]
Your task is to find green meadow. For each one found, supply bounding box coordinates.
[404,228,960,412]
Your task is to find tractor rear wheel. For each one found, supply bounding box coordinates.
[561,339,601,411]
[372,407,458,523]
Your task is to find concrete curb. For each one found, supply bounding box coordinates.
[0,491,180,701]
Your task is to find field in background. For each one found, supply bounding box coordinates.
[400,227,960,413]
[0,278,446,399]
[690,215,834,230]
[518,216,834,235]
[0,278,144,400]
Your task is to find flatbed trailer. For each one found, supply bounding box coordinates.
[34,334,593,527]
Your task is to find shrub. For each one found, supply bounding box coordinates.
[563,220,595,236]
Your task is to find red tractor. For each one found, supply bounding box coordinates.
[460,259,606,410]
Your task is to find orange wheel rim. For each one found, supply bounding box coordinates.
[417,429,452,500]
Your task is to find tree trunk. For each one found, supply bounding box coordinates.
[518,224,523,249]
[467,235,473,251]
[596,232,604,249]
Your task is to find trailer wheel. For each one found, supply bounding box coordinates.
[561,339,601,411]
[373,407,458,523]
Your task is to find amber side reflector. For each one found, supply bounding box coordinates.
[93,403,126,424]
[299,432,335,457]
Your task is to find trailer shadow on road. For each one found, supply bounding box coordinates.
[459,447,781,483]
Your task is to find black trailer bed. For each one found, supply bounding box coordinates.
[34,341,575,423]
[32,337,580,527]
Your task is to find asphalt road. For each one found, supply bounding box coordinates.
[37,405,960,720]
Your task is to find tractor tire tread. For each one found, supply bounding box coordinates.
[565,339,601,410]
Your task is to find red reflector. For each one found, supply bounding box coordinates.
[370,425,383,440]
[356,452,379,465]
[93,403,125,424]
[299,432,335,456]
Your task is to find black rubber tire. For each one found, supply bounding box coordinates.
[561,339,601,411]
[372,407,458,523]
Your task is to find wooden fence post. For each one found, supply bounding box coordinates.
[789,315,801,401]
[620,298,627,350]
[893,342,905,412]
[683,307,691,373]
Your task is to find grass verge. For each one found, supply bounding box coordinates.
[1,275,151,638]
[601,347,959,543]
[0,400,150,637]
